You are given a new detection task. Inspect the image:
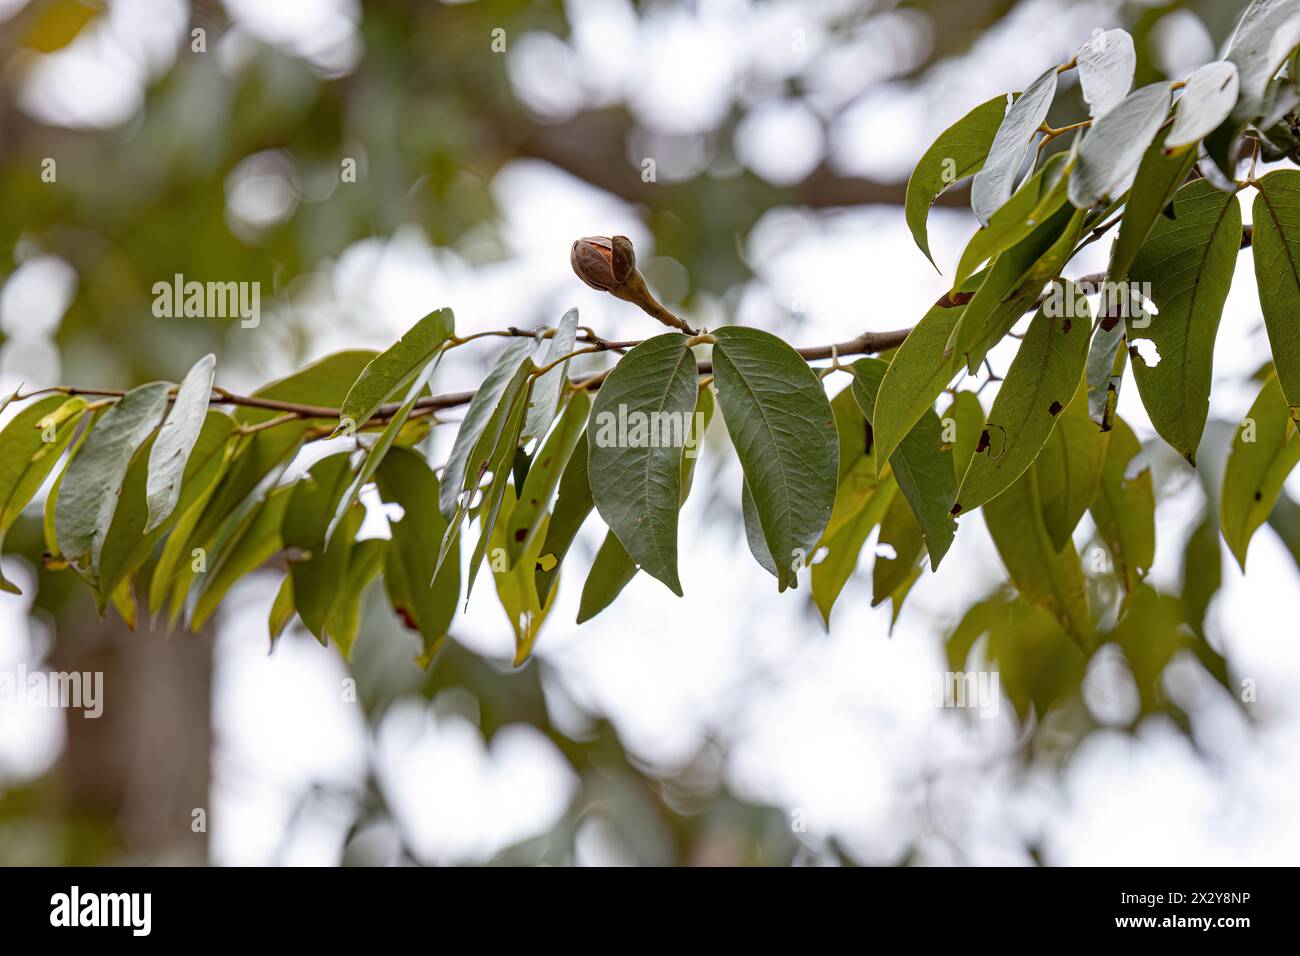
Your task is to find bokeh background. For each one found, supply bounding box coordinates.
[1,0,1298,865]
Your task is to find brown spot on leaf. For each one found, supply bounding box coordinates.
[1100,315,1119,332]
[975,429,991,454]
[1048,401,1063,416]
[514,528,527,542]
[950,503,963,516]
[938,290,975,308]
[395,606,419,631]
[1254,490,1263,502]
[1128,345,1139,359]
[1062,318,1072,334]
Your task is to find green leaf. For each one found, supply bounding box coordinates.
[281,454,358,642]
[905,94,1009,266]
[268,574,294,646]
[0,396,86,593]
[375,448,460,665]
[1089,415,1154,606]
[54,381,171,579]
[850,358,956,565]
[982,466,1093,650]
[463,367,533,600]
[436,356,534,583]
[955,152,1069,284]
[946,205,1078,372]
[145,353,216,533]
[506,389,590,567]
[1076,28,1136,118]
[1033,382,1109,551]
[811,463,896,627]
[336,308,453,433]
[1107,129,1198,282]
[1167,62,1240,148]
[954,282,1091,514]
[1069,82,1172,209]
[832,380,871,480]
[439,338,533,520]
[941,391,985,478]
[523,308,580,442]
[1085,289,1131,431]
[871,490,926,611]
[575,384,712,621]
[489,491,558,666]
[972,69,1058,225]
[712,326,838,591]
[99,411,236,606]
[191,483,293,632]
[1252,170,1300,417]
[740,478,778,578]
[327,538,386,660]
[327,352,438,543]
[872,302,965,469]
[533,430,594,602]
[587,333,698,595]
[1127,179,1242,464]
[1221,374,1300,569]
[577,531,638,624]
[1226,0,1300,123]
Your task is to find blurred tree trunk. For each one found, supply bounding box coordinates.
[51,605,210,863]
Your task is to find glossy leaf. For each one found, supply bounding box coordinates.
[982,467,1093,649]
[871,490,926,611]
[851,358,956,565]
[281,455,360,643]
[955,153,1069,284]
[954,283,1091,514]
[145,353,216,532]
[533,431,594,602]
[336,308,453,433]
[0,396,86,593]
[439,338,533,520]
[713,326,837,591]
[941,391,986,478]
[375,447,461,664]
[1076,28,1136,118]
[99,411,236,607]
[191,484,293,633]
[905,94,1008,266]
[523,307,580,442]
[507,389,590,567]
[327,352,438,543]
[1107,129,1198,282]
[972,68,1058,226]
[1127,180,1242,464]
[489,491,558,666]
[1069,82,1172,209]
[1034,382,1108,551]
[1221,374,1300,569]
[1252,170,1300,416]
[811,464,896,628]
[586,333,698,595]
[1167,62,1240,148]
[872,302,965,469]
[1226,0,1300,123]
[54,381,171,579]
[1088,415,1154,605]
